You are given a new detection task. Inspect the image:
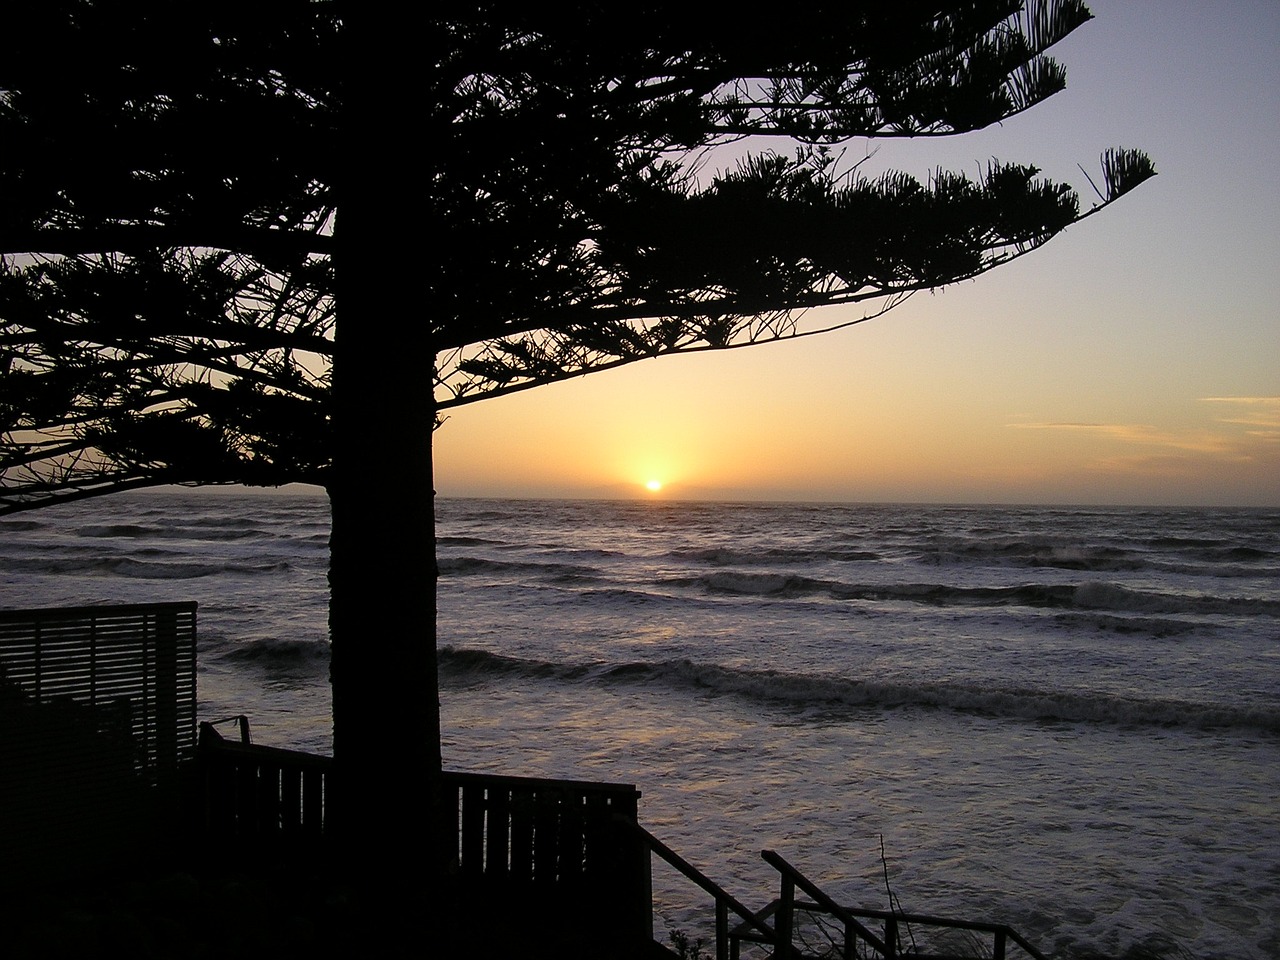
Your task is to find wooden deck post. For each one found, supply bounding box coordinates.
[776,875,795,960]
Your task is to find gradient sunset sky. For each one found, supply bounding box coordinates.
[435,1,1279,507]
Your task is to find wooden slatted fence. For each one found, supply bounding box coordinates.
[0,602,198,883]
[0,602,197,778]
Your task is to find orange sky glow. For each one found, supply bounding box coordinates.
[435,1,1279,508]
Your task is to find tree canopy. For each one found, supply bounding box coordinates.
[0,0,1156,866]
[0,1,1154,513]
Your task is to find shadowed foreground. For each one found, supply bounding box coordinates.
[3,860,638,960]
[1,604,1123,960]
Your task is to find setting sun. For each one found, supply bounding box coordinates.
[645,480,662,492]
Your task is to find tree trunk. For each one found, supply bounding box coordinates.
[329,5,442,868]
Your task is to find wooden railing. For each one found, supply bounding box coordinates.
[447,770,652,947]
[196,720,331,840]
[190,733,1052,959]
[196,728,643,861]
[616,817,778,960]
[737,849,1050,960]
[194,732,655,948]
[447,769,641,883]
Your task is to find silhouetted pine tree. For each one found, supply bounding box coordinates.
[0,2,1153,864]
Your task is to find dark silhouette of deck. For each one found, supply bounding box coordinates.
[1,603,1050,959]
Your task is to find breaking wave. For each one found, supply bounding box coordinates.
[676,572,1278,618]
[438,647,1280,735]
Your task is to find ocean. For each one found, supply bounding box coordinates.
[1,490,1276,959]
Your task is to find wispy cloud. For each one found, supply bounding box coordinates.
[1200,396,1280,408]
[1008,421,1235,454]
[1200,396,1280,440]
[1004,397,1280,496]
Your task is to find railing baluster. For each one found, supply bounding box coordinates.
[510,788,535,882]
[460,784,485,876]
[533,789,559,886]
[485,786,511,879]
[235,757,256,834]
[280,765,301,832]
[558,794,586,884]
[256,762,280,834]
[301,767,322,835]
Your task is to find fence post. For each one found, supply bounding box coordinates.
[776,875,795,960]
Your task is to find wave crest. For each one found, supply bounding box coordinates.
[438,648,1279,735]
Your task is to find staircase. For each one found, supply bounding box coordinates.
[621,819,1050,960]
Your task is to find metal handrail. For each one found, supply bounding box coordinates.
[198,721,333,767]
[760,849,1049,960]
[203,714,252,744]
[762,850,887,958]
[615,816,776,960]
